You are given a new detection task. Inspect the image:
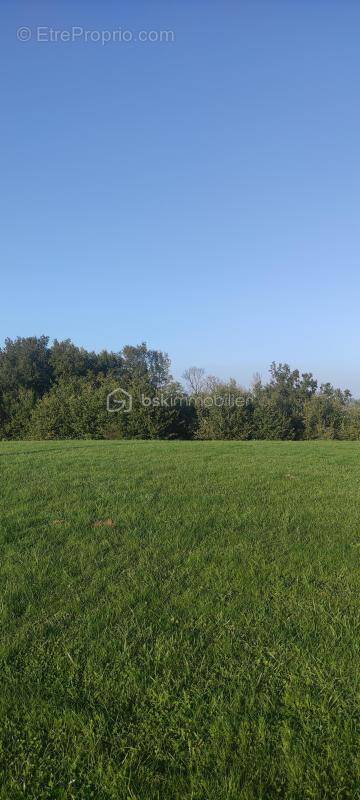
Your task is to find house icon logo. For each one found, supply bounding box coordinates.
[107,387,133,413]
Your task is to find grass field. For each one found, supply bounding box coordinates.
[0,440,359,799]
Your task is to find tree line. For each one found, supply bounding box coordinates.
[0,336,359,440]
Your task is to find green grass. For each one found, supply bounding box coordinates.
[0,440,359,799]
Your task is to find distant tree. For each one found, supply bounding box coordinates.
[0,336,358,442]
[0,388,36,439]
[253,396,296,440]
[319,382,352,404]
[182,367,206,395]
[50,339,123,381]
[253,363,303,439]
[298,372,318,400]
[50,339,96,379]
[302,380,352,440]
[251,372,263,399]
[341,402,360,440]
[122,343,171,389]
[252,363,319,439]
[28,375,118,440]
[94,349,123,376]
[196,380,254,440]
[0,336,52,438]
[0,336,51,396]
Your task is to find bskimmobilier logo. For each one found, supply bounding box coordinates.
[107,387,132,413]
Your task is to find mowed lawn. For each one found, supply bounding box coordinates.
[0,441,359,800]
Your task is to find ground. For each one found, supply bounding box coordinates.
[0,440,359,799]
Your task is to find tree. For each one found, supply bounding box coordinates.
[254,363,302,439]
[50,339,95,379]
[28,375,118,440]
[1,336,358,442]
[122,343,171,390]
[342,402,360,440]
[0,336,51,396]
[0,336,52,438]
[196,381,254,440]
[182,367,206,395]
[303,395,345,439]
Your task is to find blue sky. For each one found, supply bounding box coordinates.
[1,1,359,392]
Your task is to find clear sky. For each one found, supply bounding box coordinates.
[1,1,359,393]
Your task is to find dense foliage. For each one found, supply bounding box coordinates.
[0,336,359,440]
